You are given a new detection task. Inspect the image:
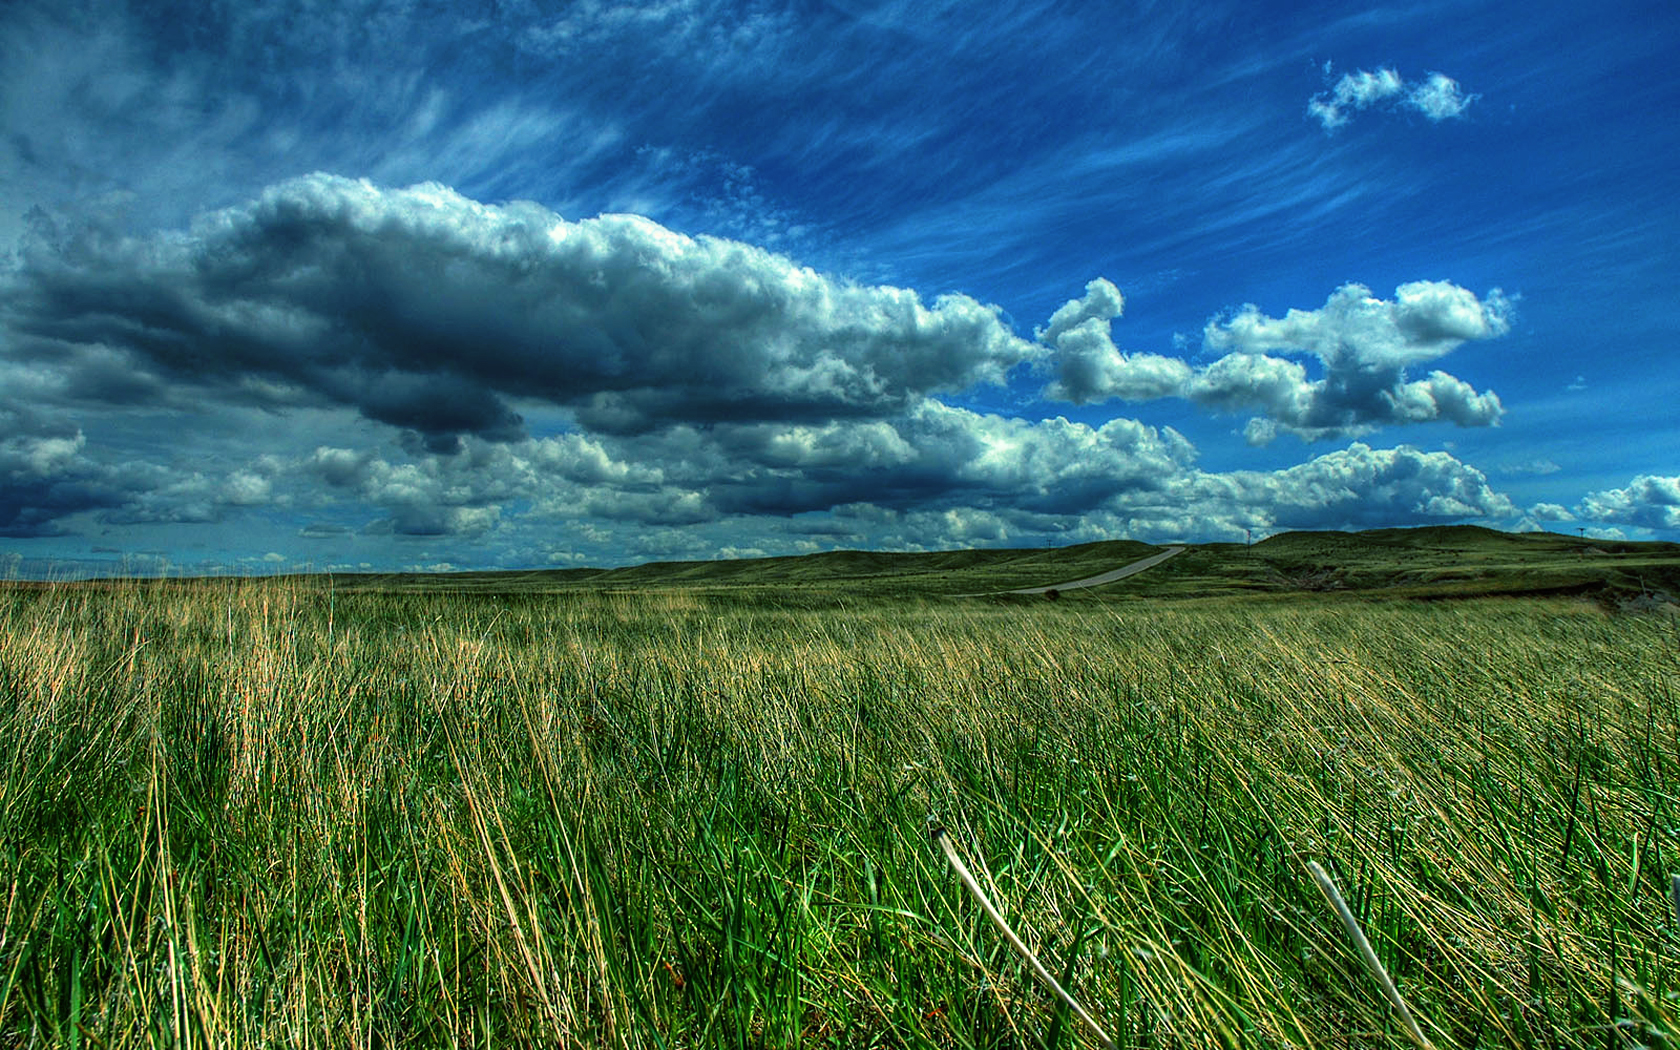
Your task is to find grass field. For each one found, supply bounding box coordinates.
[2,529,1678,1047]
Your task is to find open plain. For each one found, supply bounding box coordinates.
[2,527,1678,1048]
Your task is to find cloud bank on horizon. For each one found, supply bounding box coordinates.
[1,0,1675,573]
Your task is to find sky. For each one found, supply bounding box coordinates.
[1,0,1677,576]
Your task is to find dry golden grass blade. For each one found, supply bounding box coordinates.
[1307,860,1431,1050]
[931,820,1115,1049]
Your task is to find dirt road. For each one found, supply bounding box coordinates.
[1002,545,1186,595]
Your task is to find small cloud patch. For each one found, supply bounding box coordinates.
[1310,65,1478,131]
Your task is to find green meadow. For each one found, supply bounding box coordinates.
[2,527,1678,1047]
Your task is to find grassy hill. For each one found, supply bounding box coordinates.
[328,539,1162,600]
[310,525,1680,607]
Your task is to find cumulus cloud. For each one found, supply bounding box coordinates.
[1176,442,1515,533]
[5,174,1040,447]
[813,441,1516,550]
[1041,279,1193,403]
[0,174,1529,561]
[1043,280,1509,443]
[1195,281,1508,442]
[0,404,192,536]
[274,399,1201,539]
[1310,67,1477,131]
[1577,475,1680,531]
[242,394,1519,560]
[0,392,317,537]
[698,401,1195,520]
[295,431,671,536]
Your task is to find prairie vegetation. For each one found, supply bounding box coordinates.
[0,555,1677,1046]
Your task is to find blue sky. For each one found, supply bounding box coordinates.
[2,0,1676,574]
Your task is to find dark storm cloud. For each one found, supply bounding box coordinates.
[598,401,1198,521]
[0,408,128,535]
[280,401,1198,535]
[6,174,1040,444]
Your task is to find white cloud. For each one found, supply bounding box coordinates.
[0,405,156,535]
[1041,279,1194,404]
[1177,442,1515,531]
[1310,66,1476,131]
[1308,67,1404,129]
[1195,281,1508,442]
[1044,280,1510,443]
[262,397,1201,541]
[1501,458,1562,476]
[224,470,273,506]
[1204,280,1510,365]
[836,442,1516,551]
[1406,73,1476,121]
[1577,475,1680,531]
[263,404,1517,558]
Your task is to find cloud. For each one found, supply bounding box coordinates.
[1308,67,1404,129]
[275,398,1199,538]
[1309,67,1476,131]
[1577,475,1680,531]
[1196,281,1508,442]
[6,174,1041,445]
[1405,73,1476,121]
[1044,280,1509,443]
[0,390,318,536]
[247,398,1516,561]
[518,0,789,70]
[0,405,154,536]
[1176,442,1516,533]
[1041,278,1193,404]
[1500,458,1561,476]
[0,429,115,536]
[0,174,1525,559]
[820,441,1516,550]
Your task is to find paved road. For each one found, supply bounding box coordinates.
[1002,545,1186,595]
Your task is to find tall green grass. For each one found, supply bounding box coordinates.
[0,581,1675,1047]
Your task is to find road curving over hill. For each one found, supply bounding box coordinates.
[1001,545,1186,595]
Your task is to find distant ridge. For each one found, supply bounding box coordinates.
[15,527,1677,602]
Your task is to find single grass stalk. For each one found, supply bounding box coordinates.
[1306,860,1431,1050]
[930,820,1115,1049]
[1671,874,1680,935]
